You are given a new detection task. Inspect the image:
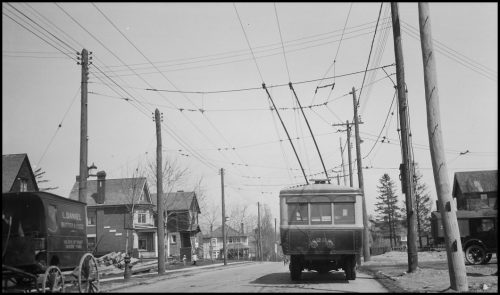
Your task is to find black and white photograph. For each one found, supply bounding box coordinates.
[2,2,497,293]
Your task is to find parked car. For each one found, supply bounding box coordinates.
[431,209,497,265]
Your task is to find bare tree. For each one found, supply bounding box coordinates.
[34,167,59,191]
[122,165,147,255]
[200,203,220,261]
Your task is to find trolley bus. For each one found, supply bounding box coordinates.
[279,181,364,281]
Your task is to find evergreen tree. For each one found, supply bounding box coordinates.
[375,173,402,248]
[401,163,433,247]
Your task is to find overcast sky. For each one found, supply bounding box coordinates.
[3,2,497,226]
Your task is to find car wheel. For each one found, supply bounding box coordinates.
[465,245,486,265]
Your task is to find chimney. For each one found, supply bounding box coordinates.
[96,171,106,204]
[240,222,244,234]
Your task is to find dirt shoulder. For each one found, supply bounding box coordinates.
[358,251,498,293]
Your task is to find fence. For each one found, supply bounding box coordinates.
[370,245,447,256]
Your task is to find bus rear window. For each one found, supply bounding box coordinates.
[334,203,355,224]
[311,203,332,224]
[288,203,308,224]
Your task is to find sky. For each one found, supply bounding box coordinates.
[2,2,498,229]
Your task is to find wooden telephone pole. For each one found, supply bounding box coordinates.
[352,87,370,262]
[221,168,227,266]
[155,109,165,274]
[78,48,89,204]
[391,2,418,273]
[418,3,468,291]
[332,120,362,187]
[340,138,347,186]
[258,202,262,262]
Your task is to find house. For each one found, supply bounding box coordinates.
[201,224,253,260]
[151,191,201,261]
[69,171,157,258]
[2,153,39,193]
[452,170,497,210]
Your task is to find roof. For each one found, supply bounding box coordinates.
[2,153,38,193]
[279,183,362,196]
[151,191,201,213]
[452,170,497,196]
[202,225,244,238]
[68,177,152,206]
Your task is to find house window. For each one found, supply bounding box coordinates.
[139,238,147,250]
[288,203,308,224]
[171,235,177,244]
[311,203,332,224]
[19,179,28,192]
[87,212,96,226]
[138,211,147,224]
[334,203,355,224]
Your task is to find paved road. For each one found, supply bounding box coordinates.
[112,262,388,293]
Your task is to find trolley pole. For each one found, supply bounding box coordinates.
[391,2,418,273]
[418,3,468,291]
[155,109,165,275]
[78,48,89,204]
[221,168,227,266]
[352,87,370,262]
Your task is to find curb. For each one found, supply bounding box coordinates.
[358,266,407,293]
[100,261,254,292]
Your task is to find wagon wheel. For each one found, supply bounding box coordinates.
[42,266,65,293]
[78,253,100,293]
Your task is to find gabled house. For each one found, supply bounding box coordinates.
[201,224,253,260]
[69,171,157,258]
[151,191,201,261]
[452,170,497,210]
[2,153,39,193]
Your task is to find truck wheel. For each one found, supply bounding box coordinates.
[481,253,492,264]
[289,256,302,281]
[344,256,356,280]
[465,245,485,265]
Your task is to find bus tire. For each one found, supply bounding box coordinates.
[344,256,356,280]
[290,256,302,281]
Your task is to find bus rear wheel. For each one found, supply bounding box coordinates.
[289,256,302,281]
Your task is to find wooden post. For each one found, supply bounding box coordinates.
[346,120,353,187]
[155,109,165,274]
[352,87,370,262]
[258,202,262,262]
[340,137,347,186]
[78,48,88,204]
[418,3,468,291]
[221,168,227,266]
[391,2,418,273]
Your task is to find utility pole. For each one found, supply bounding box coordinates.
[352,87,370,262]
[332,121,362,187]
[391,2,418,273]
[154,109,165,274]
[340,138,347,186]
[221,168,227,266]
[418,3,468,291]
[274,218,277,262]
[346,121,353,187]
[258,202,262,262]
[78,48,89,204]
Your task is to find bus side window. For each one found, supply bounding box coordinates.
[288,203,308,224]
[333,203,355,224]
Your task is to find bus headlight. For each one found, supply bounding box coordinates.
[310,240,318,249]
[326,240,334,249]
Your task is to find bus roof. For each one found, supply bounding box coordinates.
[279,183,362,196]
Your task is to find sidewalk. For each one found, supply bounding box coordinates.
[99,260,254,292]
